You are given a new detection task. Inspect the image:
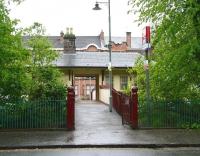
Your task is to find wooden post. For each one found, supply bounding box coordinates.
[67,86,75,130]
[131,86,138,129]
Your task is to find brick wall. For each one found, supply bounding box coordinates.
[111,42,128,52]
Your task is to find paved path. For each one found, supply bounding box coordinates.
[0,100,200,149]
[75,100,125,131]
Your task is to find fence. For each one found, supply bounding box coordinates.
[139,99,200,128]
[112,87,138,128]
[0,98,66,129]
[112,87,200,129]
[112,89,123,116]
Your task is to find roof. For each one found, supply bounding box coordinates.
[23,36,102,49]
[75,36,101,48]
[23,35,143,50]
[54,52,142,68]
[22,36,64,48]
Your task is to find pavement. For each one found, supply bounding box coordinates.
[0,100,200,149]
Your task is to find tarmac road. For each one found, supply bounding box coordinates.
[0,148,200,156]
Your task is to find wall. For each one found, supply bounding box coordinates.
[111,42,128,52]
[99,88,109,104]
[113,75,120,91]
[92,90,96,100]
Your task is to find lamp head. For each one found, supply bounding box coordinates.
[93,2,101,10]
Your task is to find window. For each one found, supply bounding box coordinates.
[120,76,128,90]
[87,45,98,52]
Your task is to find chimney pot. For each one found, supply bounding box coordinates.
[60,31,64,37]
[100,30,104,41]
[70,27,73,34]
[66,27,70,35]
[63,27,76,53]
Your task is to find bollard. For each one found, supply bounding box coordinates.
[131,86,138,129]
[67,86,75,130]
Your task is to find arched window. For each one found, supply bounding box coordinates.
[87,45,98,52]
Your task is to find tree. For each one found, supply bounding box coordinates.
[0,0,29,100]
[0,0,65,100]
[127,57,145,99]
[24,23,66,100]
[128,0,200,99]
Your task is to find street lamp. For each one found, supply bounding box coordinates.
[93,0,112,112]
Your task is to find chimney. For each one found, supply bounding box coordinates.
[99,30,104,41]
[63,27,76,53]
[59,31,64,43]
[126,32,131,49]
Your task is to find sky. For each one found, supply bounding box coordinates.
[9,0,143,37]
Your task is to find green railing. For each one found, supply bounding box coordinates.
[139,99,200,128]
[0,98,66,129]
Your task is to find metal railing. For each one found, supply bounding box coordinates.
[139,99,200,128]
[0,98,66,129]
[112,89,133,126]
[112,89,123,116]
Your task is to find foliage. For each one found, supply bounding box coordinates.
[181,123,200,129]
[121,86,131,96]
[138,99,200,128]
[0,0,29,100]
[24,23,66,100]
[0,1,66,101]
[128,56,147,100]
[128,0,200,100]
[2,0,24,5]
[29,67,66,99]
[25,23,58,67]
[8,0,24,4]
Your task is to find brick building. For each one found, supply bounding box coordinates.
[23,30,143,102]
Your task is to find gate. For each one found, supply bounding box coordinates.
[112,87,138,128]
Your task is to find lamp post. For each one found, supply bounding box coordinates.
[93,0,112,112]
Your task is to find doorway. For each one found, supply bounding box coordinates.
[74,76,97,101]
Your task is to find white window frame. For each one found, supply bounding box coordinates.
[120,75,128,90]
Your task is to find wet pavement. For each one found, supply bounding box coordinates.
[1,148,200,156]
[0,100,200,149]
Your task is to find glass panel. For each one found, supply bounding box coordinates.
[120,75,128,90]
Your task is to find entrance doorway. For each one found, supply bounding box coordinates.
[74,76,96,101]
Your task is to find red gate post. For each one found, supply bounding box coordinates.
[67,86,75,130]
[131,86,138,129]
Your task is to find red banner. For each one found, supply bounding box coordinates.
[142,26,151,44]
